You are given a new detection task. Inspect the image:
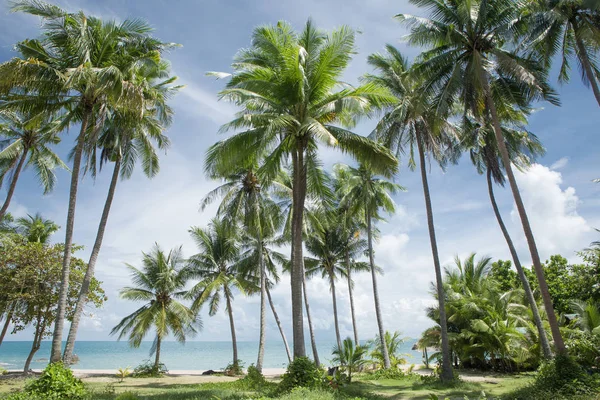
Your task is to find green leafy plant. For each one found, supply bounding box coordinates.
[133,360,168,378]
[115,392,140,400]
[223,359,244,376]
[331,338,369,383]
[115,367,131,383]
[279,357,324,393]
[364,367,406,380]
[0,366,7,375]
[24,362,86,400]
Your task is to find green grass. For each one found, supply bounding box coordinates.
[0,372,535,400]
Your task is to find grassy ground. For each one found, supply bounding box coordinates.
[0,371,534,399]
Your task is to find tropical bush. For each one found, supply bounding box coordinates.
[24,362,87,400]
[240,365,269,390]
[0,367,7,375]
[279,357,324,393]
[115,367,131,383]
[363,368,406,380]
[132,360,168,377]
[224,360,245,376]
[332,338,369,383]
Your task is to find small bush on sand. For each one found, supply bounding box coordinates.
[279,357,324,393]
[25,362,87,400]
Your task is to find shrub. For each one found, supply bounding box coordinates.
[223,359,244,376]
[363,367,406,380]
[115,367,131,383]
[564,330,600,370]
[0,366,7,375]
[132,360,168,378]
[24,362,87,400]
[279,357,324,393]
[239,365,267,390]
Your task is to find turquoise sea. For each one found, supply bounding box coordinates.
[0,340,422,370]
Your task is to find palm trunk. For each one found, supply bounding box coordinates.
[24,313,45,373]
[416,130,453,381]
[267,286,292,363]
[154,335,162,371]
[0,146,28,221]
[224,287,238,366]
[50,107,92,363]
[486,168,552,359]
[330,272,342,351]
[290,145,307,358]
[482,74,567,355]
[64,158,121,364]
[346,252,359,346]
[303,275,320,366]
[0,309,13,347]
[573,21,600,107]
[367,209,391,369]
[256,237,266,372]
[424,347,429,368]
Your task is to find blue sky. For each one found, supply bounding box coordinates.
[1,0,599,347]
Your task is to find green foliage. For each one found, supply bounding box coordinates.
[534,355,595,395]
[132,361,168,378]
[24,362,87,400]
[363,367,406,380]
[115,392,140,400]
[115,367,131,383]
[366,331,408,370]
[564,329,600,369]
[279,357,324,393]
[223,360,244,377]
[332,338,369,383]
[0,366,7,375]
[240,365,268,390]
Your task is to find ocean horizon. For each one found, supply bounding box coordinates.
[0,339,422,370]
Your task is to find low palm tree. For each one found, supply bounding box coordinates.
[187,219,253,369]
[368,331,408,369]
[397,0,566,355]
[365,46,457,380]
[331,337,368,383]
[570,300,600,334]
[0,110,66,221]
[111,244,200,372]
[525,0,600,106]
[15,213,59,244]
[206,20,398,357]
[336,163,404,369]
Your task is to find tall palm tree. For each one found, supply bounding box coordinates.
[187,219,254,369]
[201,166,283,372]
[365,46,457,380]
[111,244,199,372]
[15,213,59,244]
[336,163,404,369]
[525,0,600,106]
[397,0,567,355]
[63,61,178,363]
[205,20,398,357]
[464,110,552,359]
[3,1,175,362]
[0,110,66,221]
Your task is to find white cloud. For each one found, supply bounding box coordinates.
[511,163,591,257]
[550,157,569,170]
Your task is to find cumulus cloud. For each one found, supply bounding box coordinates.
[511,163,591,257]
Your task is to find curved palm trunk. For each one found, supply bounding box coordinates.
[154,335,162,371]
[366,209,391,369]
[256,237,266,372]
[303,275,320,366]
[573,21,600,107]
[0,309,14,346]
[51,107,92,363]
[64,158,121,364]
[482,75,567,355]
[329,272,342,351]
[290,146,307,358]
[266,286,292,363]
[346,252,359,346]
[224,287,239,366]
[486,168,552,359]
[0,147,28,221]
[24,312,46,373]
[416,131,453,381]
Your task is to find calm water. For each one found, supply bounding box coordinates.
[0,340,422,370]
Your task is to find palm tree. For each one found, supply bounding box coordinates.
[3,1,175,362]
[205,20,398,357]
[187,219,254,369]
[464,110,552,359]
[367,330,408,369]
[570,300,600,334]
[304,215,356,351]
[365,46,457,380]
[111,244,199,372]
[0,110,66,221]
[397,0,567,355]
[525,0,600,106]
[63,61,179,364]
[331,337,368,383]
[336,163,404,369]
[15,213,59,244]
[201,166,284,372]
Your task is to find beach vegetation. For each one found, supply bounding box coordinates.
[115,368,131,383]
[24,362,87,400]
[279,357,324,393]
[132,360,168,378]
